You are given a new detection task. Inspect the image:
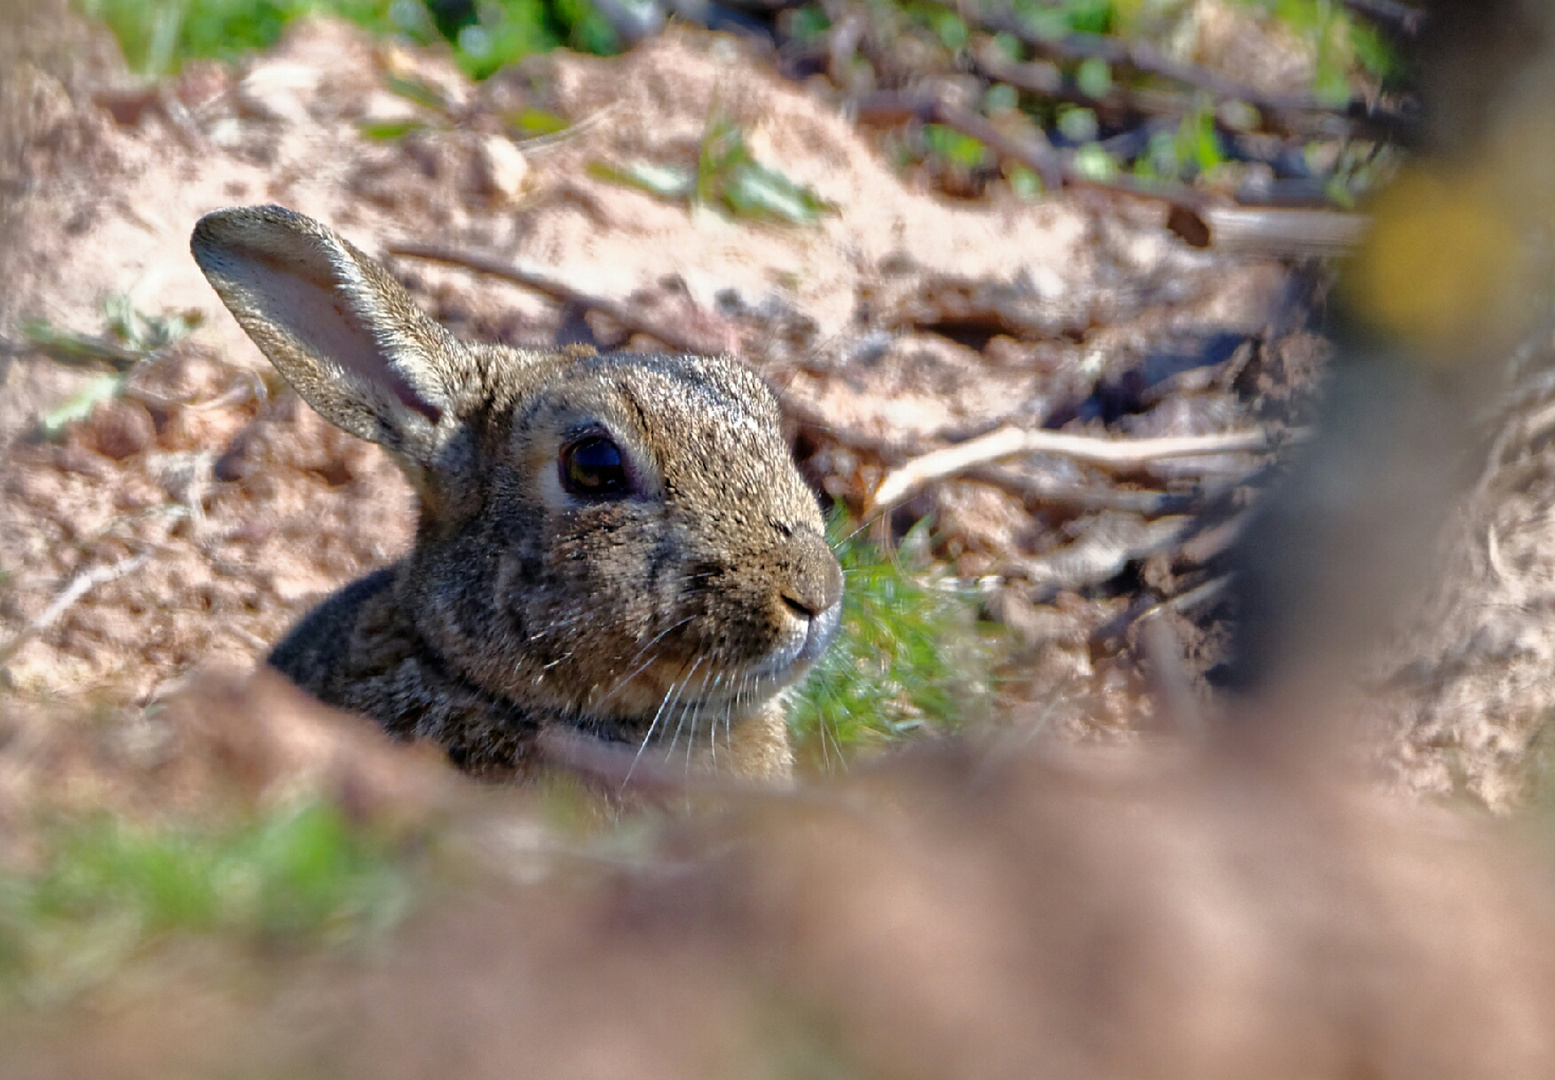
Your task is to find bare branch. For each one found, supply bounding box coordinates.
[0,552,151,668]
[386,244,734,355]
[1202,206,1370,256]
[1339,0,1426,35]
[869,426,1300,513]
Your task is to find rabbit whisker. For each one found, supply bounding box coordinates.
[591,615,697,712]
[663,655,706,762]
[622,656,698,790]
[686,670,719,772]
[707,671,726,766]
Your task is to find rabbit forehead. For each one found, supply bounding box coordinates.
[517,354,797,467]
[606,357,816,514]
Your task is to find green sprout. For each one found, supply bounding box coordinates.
[788,514,1004,772]
[0,800,414,1006]
[594,118,835,225]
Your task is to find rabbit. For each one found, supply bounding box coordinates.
[190,205,842,781]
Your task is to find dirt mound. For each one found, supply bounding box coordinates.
[6,709,1555,1079]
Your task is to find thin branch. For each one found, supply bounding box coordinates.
[965,464,1206,514]
[980,8,1413,135]
[869,425,1300,512]
[973,36,1404,143]
[386,244,732,355]
[855,91,1065,191]
[1201,206,1370,256]
[856,90,1211,209]
[1339,0,1426,35]
[0,552,151,668]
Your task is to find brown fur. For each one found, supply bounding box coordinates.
[190,205,841,780]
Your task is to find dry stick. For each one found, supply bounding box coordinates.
[1201,206,1370,257]
[869,426,1298,513]
[980,11,1415,138]
[966,467,1191,514]
[857,91,1211,208]
[971,37,1390,147]
[1339,0,1426,35]
[855,92,1066,192]
[386,244,722,355]
[971,39,1178,118]
[0,552,151,668]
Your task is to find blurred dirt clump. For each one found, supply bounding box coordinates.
[7,740,1555,1079]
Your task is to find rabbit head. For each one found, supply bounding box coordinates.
[191,205,841,768]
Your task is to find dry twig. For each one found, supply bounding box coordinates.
[1201,206,1370,256]
[870,426,1298,512]
[0,552,151,669]
[855,91,1066,191]
[386,244,734,355]
[1340,0,1425,35]
[972,9,1414,138]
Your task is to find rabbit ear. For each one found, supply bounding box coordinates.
[191,205,470,462]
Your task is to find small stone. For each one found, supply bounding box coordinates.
[478,133,530,202]
[236,61,321,125]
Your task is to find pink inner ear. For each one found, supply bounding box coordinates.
[251,261,443,426]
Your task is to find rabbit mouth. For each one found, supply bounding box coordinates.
[591,601,842,724]
[743,599,842,685]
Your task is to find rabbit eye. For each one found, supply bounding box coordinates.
[560,436,631,497]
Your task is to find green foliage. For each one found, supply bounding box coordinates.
[1056,104,1098,143]
[445,0,557,79]
[784,4,830,46]
[788,515,1003,771]
[1075,55,1112,98]
[1239,0,1400,96]
[591,158,695,199]
[1006,163,1044,199]
[507,106,570,135]
[1134,99,1225,182]
[74,0,619,80]
[595,119,836,225]
[923,123,988,170]
[1013,0,1116,40]
[24,297,202,440]
[983,82,1019,115]
[23,296,200,373]
[0,801,413,1004]
[1071,140,1117,180]
[697,120,835,223]
[74,0,422,75]
[925,7,968,50]
[38,374,129,440]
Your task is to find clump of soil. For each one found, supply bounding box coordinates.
[7,688,1555,1080]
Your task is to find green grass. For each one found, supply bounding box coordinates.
[0,801,415,1006]
[73,0,619,79]
[76,0,1403,207]
[593,118,836,226]
[23,295,202,439]
[788,515,1004,771]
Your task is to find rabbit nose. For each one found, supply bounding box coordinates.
[780,531,844,619]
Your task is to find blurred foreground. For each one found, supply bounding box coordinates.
[6,672,1555,1079]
